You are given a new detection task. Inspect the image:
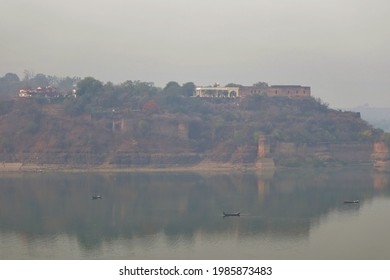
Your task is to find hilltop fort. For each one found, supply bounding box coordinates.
[0,73,389,171]
[195,84,310,98]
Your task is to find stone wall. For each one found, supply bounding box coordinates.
[240,85,311,98]
[267,85,311,97]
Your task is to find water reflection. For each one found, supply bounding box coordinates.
[0,167,389,259]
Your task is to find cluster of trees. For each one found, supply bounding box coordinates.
[62,77,197,115]
[0,72,80,97]
[0,73,20,97]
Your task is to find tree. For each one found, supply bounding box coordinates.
[164,81,182,96]
[76,77,103,96]
[23,69,35,82]
[0,73,21,96]
[182,82,196,97]
[225,83,242,87]
[120,80,157,96]
[57,76,80,94]
[142,99,160,114]
[2,73,20,82]
[120,80,134,92]
[253,81,268,88]
[30,73,49,88]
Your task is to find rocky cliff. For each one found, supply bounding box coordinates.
[271,142,374,167]
[371,141,390,171]
[0,95,385,170]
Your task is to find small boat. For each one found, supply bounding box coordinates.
[223,211,240,217]
[344,200,359,204]
[92,195,102,200]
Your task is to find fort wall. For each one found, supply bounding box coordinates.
[239,85,311,98]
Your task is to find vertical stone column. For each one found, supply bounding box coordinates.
[178,122,188,140]
[256,134,275,169]
[257,134,266,159]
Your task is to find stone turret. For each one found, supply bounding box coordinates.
[178,122,188,140]
[256,134,275,169]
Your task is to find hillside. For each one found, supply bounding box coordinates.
[0,77,383,169]
[345,105,390,132]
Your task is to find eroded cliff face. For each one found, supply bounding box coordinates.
[268,140,390,169]
[0,98,384,170]
[372,142,390,171]
[271,142,373,167]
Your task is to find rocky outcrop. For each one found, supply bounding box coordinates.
[272,141,373,167]
[0,97,385,170]
[371,142,390,171]
[1,138,378,170]
[256,134,275,169]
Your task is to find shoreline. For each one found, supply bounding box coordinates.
[0,162,269,173]
[0,161,377,174]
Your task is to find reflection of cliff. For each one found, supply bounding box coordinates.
[372,172,388,190]
[0,169,389,249]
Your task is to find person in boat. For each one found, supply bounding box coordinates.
[344,200,359,204]
[223,211,240,216]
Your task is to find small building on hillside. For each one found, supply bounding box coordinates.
[267,85,310,97]
[240,85,311,98]
[18,89,31,97]
[195,86,239,98]
[19,86,61,98]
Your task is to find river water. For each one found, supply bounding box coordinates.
[0,167,389,259]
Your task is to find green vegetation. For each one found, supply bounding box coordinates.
[0,73,383,166]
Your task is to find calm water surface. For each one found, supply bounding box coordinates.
[1,167,390,259]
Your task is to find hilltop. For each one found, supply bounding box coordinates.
[0,74,385,170]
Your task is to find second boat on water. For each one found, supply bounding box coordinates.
[223,211,240,217]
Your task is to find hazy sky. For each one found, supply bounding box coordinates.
[1,0,389,107]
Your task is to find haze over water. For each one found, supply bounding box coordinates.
[1,167,389,259]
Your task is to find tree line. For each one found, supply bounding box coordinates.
[0,72,81,97]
